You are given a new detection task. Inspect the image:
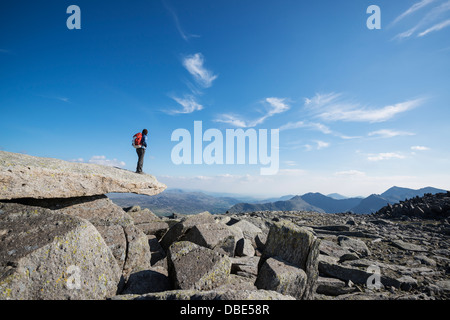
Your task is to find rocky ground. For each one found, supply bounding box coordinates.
[109,198,450,300]
[217,209,450,300]
[2,197,450,300]
[1,151,449,300]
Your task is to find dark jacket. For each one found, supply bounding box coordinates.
[141,134,148,149]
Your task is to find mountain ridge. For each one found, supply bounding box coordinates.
[108,186,448,216]
[229,195,325,214]
[227,186,448,215]
[300,192,362,214]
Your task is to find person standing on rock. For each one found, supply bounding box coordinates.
[135,129,148,174]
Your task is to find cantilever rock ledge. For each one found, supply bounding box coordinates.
[0,151,166,200]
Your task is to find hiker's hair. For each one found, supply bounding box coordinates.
[142,129,148,135]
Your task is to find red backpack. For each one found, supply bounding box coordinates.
[132,132,142,148]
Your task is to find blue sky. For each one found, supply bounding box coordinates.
[1,0,449,197]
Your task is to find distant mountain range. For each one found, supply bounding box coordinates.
[107,189,242,216]
[107,186,448,216]
[227,195,323,213]
[228,186,448,215]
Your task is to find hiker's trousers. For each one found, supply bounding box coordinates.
[136,148,146,173]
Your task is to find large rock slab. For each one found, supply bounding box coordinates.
[230,256,260,279]
[316,276,358,296]
[255,257,307,299]
[318,254,379,285]
[0,151,166,200]
[235,238,255,257]
[159,212,216,251]
[319,239,354,260]
[167,241,231,290]
[13,195,151,278]
[317,255,414,289]
[390,240,427,252]
[260,220,320,299]
[148,235,166,267]
[0,202,122,300]
[125,207,169,239]
[122,224,152,278]
[337,236,371,258]
[230,219,263,246]
[181,222,236,256]
[121,267,171,295]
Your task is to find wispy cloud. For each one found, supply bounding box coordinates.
[215,97,289,128]
[418,18,450,36]
[368,129,415,138]
[411,145,430,151]
[321,101,420,122]
[392,0,436,25]
[283,160,297,167]
[316,140,330,150]
[394,26,421,39]
[304,93,423,123]
[166,52,216,114]
[265,97,290,114]
[38,94,71,103]
[279,119,360,139]
[393,0,450,39]
[169,95,204,114]
[367,152,406,161]
[70,156,126,168]
[213,114,248,127]
[277,168,307,176]
[304,92,342,108]
[182,53,217,88]
[162,0,200,42]
[88,156,126,168]
[334,170,366,177]
[56,97,70,103]
[304,140,330,151]
[280,120,331,134]
[279,120,305,131]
